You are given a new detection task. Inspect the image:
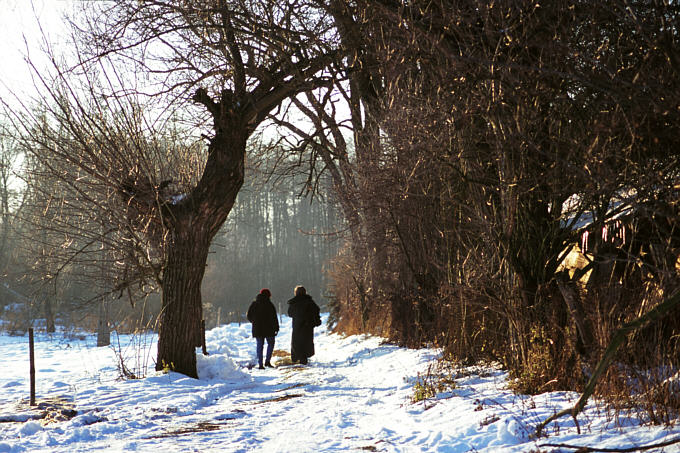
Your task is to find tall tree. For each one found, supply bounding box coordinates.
[7,0,340,377]
[0,123,23,280]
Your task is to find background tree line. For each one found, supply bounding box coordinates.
[203,171,338,326]
[0,136,337,334]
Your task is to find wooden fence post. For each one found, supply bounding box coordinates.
[29,327,35,406]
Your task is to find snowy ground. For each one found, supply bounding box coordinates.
[1,315,679,452]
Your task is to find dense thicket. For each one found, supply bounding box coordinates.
[322,0,680,405]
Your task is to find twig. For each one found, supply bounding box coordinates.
[539,435,680,452]
[535,290,680,437]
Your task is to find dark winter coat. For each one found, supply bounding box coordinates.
[287,294,321,360]
[247,294,279,338]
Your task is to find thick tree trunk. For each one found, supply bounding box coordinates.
[43,297,55,334]
[155,225,211,378]
[154,97,246,378]
[96,299,110,347]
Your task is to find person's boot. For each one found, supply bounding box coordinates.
[258,363,265,370]
[265,362,274,368]
[300,358,308,365]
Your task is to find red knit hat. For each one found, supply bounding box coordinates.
[260,288,271,298]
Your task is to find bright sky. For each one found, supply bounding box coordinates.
[0,0,72,103]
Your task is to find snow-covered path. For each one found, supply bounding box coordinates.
[189,321,451,452]
[1,316,679,452]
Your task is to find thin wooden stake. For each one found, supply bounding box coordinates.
[201,319,209,356]
[29,327,35,406]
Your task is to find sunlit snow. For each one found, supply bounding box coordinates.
[0,315,678,452]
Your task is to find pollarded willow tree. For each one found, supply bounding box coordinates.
[9,0,340,378]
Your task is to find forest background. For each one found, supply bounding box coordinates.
[1,0,680,420]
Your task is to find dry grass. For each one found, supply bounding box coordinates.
[271,349,295,367]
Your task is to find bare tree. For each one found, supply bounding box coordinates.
[283,0,680,398]
[368,0,680,392]
[0,123,23,280]
[6,0,340,377]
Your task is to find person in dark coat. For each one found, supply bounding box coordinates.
[287,285,321,365]
[247,288,279,369]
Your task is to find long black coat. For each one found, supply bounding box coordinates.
[247,294,279,338]
[287,294,321,360]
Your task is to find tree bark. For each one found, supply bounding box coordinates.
[43,296,55,334]
[155,225,210,378]
[96,299,110,347]
[556,271,594,358]
[155,95,246,378]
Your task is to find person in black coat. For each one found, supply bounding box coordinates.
[247,288,279,369]
[287,285,321,365]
